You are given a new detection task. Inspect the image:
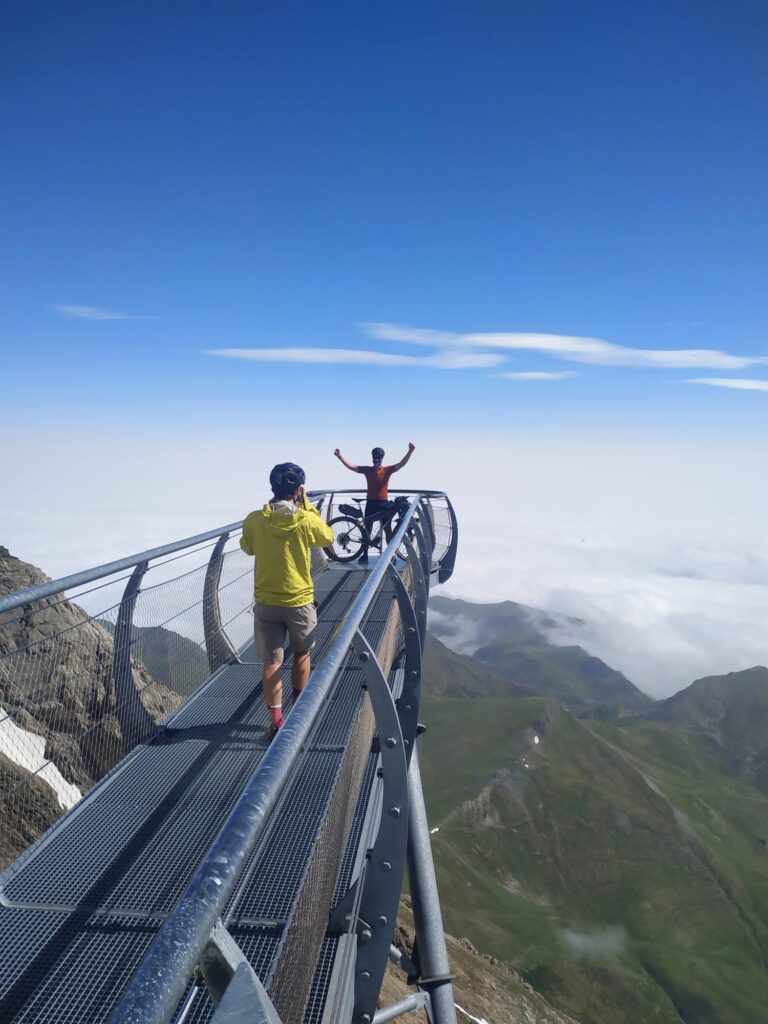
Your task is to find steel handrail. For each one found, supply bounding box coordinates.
[0,490,451,616]
[0,522,244,615]
[108,496,425,1024]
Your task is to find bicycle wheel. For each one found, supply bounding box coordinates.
[395,524,413,561]
[326,516,367,562]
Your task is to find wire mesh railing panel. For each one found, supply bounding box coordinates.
[267,703,374,1024]
[216,546,256,653]
[427,496,453,566]
[0,530,254,872]
[1,590,136,871]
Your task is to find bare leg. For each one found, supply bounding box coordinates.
[291,650,311,693]
[263,659,283,709]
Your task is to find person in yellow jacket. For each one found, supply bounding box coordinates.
[240,462,334,738]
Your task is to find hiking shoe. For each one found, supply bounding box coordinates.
[268,723,281,743]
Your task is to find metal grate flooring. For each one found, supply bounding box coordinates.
[0,564,402,1023]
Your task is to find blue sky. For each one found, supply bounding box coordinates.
[3,2,768,694]
[2,0,767,440]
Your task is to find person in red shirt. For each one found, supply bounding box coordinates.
[334,443,416,542]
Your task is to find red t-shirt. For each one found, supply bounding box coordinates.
[361,465,395,501]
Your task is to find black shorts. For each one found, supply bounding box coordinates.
[364,499,391,526]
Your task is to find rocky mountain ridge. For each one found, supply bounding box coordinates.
[645,665,768,793]
[429,595,651,712]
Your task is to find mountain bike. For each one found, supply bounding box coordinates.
[326,495,416,563]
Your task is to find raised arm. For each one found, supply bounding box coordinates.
[334,448,363,473]
[390,442,416,473]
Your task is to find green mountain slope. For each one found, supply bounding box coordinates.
[430,595,578,648]
[474,640,650,711]
[645,666,768,794]
[429,596,651,711]
[418,693,768,1024]
[423,632,532,699]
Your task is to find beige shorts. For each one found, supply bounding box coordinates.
[254,601,318,663]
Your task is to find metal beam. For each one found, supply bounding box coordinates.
[0,523,244,615]
[350,630,410,1024]
[203,533,239,673]
[385,564,422,764]
[372,992,428,1023]
[406,745,457,1024]
[112,560,156,746]
[438,497,458,584]
[208,962,283,1024]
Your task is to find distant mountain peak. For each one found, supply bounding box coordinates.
[647,666,768,793]
[429,595,651,711]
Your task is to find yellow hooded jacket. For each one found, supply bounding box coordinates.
[240,497,334,607]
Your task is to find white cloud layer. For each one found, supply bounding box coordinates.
[434,439,768,698]
[205,346,504,369]
[561,926,628,961]
[55,304,153,321]
[363,322,768,370]
[3,432,766,701]
[686,377,768,392]
[498,371,577,381]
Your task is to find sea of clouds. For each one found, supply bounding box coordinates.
[3,428,766,700]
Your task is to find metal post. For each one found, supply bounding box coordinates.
[419,498,437,551]
[406,744,457,1024]
[203,533,239,673]
[372,993,427,1023]
[112,560,156,747]
[386,565,422,764]
[409,516,431,587]
[403,539,427,652]
[438,498,458,583]
[350,629,410,1024]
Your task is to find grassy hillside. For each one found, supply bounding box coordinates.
[474,640,650,710]
[423,632,533,700]
[429,596,650,711]
[645,666,768,794]
[418,692,768,1024]
[430,595,578,648]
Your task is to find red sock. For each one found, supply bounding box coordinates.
[268,705,284,728]
[292,687,303,706]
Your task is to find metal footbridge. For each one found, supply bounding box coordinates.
[0,491,458,1024]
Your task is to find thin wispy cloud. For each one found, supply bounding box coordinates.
[205,347,505,369]
[499,371,577,381]
[55,304,156,321]
[362,322,768,371]
[686,377,768,392]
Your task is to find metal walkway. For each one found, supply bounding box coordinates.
[0,491,458,1024]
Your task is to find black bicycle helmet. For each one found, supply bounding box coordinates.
[371,447,385,462]
[269,462,306,498]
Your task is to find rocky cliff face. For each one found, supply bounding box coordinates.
[0,546,183,868]
[379,897,580,1024]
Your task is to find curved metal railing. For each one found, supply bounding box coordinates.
[0,489,458,1024]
